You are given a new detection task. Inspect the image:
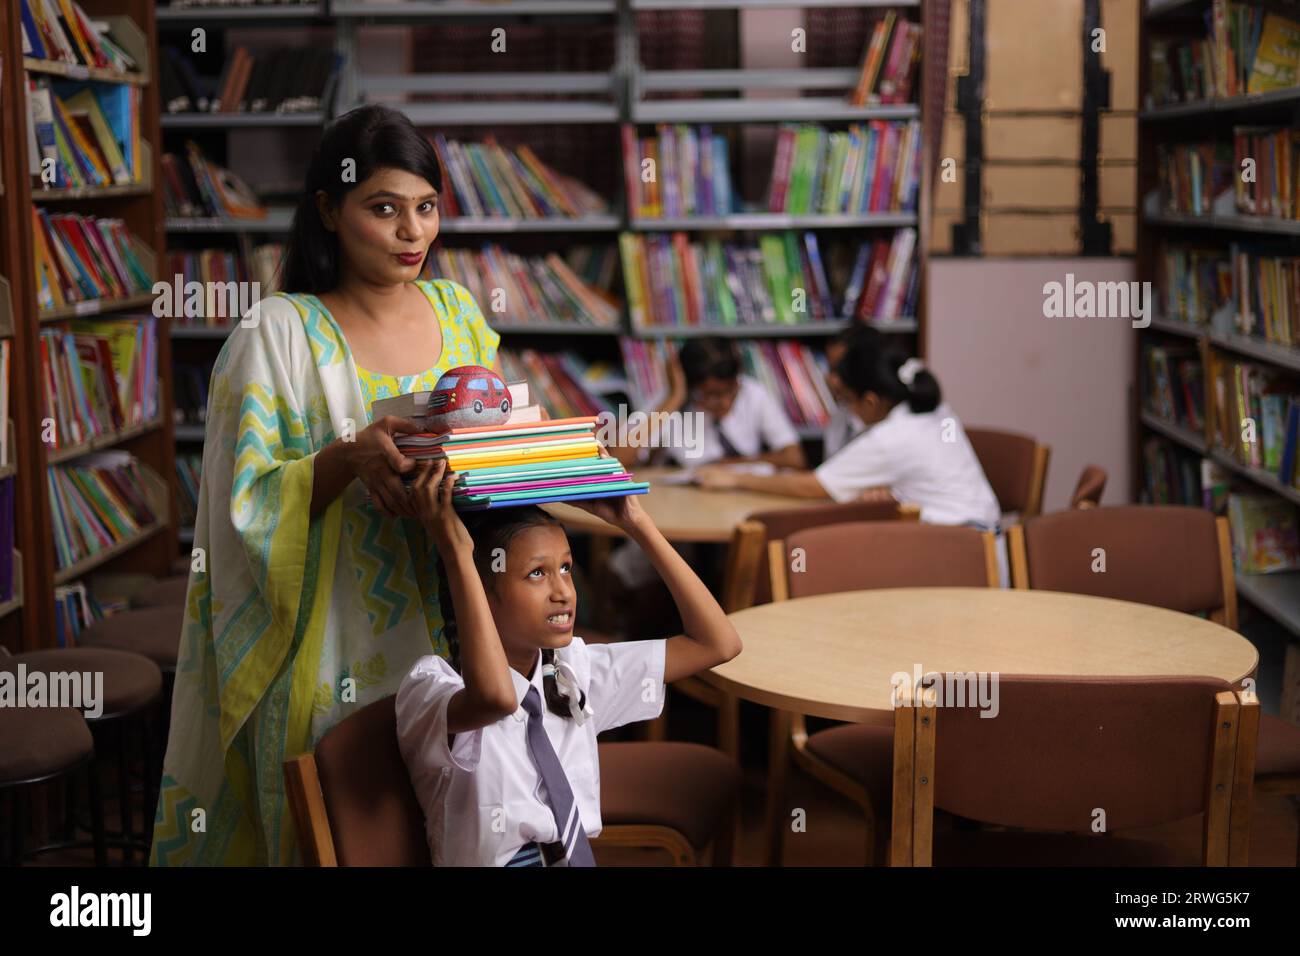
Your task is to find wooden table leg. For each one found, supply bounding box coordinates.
[765,708,792,867]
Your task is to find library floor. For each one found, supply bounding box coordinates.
[21,691,1300,868]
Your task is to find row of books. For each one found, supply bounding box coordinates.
[177,453,201,527]
[1234,246,1300,346]
[166,242,284,327]
[31,208,153,312]
[432,135,609,221]
[1157,141,1233,217]
[173,360,215,428]
[160,45,339,115]
[53,581,100,648]
[1232,127,1298,220]
[1149,4,1300,104]
[619,229,918,331]
[425,244,619,328]
[163,140,265,220]
[849,10,921,106]
[1211,357,1300,485]
[1159,242,1232,325]
[1228,492,1300,572]
[1142,436,1205,507]
[18,0,139,74]
[622,124,733,220]
[40,318,159,450]
[766,121,922,216]
[26,78,142,189]
[1144,345,1205,433]
[48,452,159,572]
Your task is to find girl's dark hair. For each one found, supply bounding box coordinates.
[435,506,585,720]
[280,104,444,294]
[835,327,942,414]
[679,338,741,390]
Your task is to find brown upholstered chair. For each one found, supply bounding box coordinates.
[889,676,1259,866]
[130,574,189,609]
[966,427,1051,520]
[1070,465,1107,509]
[0,704,100,866]
[2,647,162,865]
[763,521,999,866]
[284,695,742,866]
[1010,505,1300,864]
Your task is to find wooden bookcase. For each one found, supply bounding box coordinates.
[0,0,175,653]
[1136,0,1300,639]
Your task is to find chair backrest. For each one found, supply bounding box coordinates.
[1009,505,1236,628]
[773,521,999,600]
[889,676,1254,866]
[748,500,919,605]
[284,696,431,866]
[1070,464,1108,509]
[966,427,1051,519]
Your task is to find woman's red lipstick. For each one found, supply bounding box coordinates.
[395,251,424,265]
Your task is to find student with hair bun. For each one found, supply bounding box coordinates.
[696,328,1000,530]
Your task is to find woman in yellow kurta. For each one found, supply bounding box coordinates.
[151,105,502,865]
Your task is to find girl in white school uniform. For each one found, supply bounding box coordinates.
[394,460,742,867]
[696,329,1000,530]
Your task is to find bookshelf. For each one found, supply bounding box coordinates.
[331,0,933,445]
[1136,0,1300,638]
[0,0,176,652]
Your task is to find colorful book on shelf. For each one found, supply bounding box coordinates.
[1228,493,1300,572]
[766,121,921,215]
[1247,11,1300,94]
[1232,126,1300,220]
[848,12,922,107]
[625,124,733,220]
[47,452,157,571]
[432,134,608,221]
[19,0,139,74]
[425,245,619,328]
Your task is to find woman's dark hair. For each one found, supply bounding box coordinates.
[678,338,741,390]
[834,326,942,414]
[280,105,444,294]
[435,506,585,720]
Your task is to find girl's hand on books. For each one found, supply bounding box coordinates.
[571,492,649,534]
[412,459,471,553]
[693,465,740,490]
[347,416,422,517]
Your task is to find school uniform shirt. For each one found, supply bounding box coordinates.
[665,374,799,467]
[395,636,667,866]
[814,401,1001,528]
[822,402,866,458]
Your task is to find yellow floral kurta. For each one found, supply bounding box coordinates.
[151,278,499,866]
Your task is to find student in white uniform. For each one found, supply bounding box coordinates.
[612,338,806,469]
[395,460,741,867]
[607,338,807,601]
[696,329,1000,530]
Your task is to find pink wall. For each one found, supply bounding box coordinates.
[926,257,1137,511]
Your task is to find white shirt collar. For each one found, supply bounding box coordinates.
[508,650,545,710]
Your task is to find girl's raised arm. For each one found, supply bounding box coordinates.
[573,496,742,683]
[411,461,519,731]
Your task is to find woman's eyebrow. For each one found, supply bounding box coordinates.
[361,190,438,202]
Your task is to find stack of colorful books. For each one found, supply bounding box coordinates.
[395,417,648,511]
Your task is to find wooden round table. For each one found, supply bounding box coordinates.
[702,587,1259,726]
[705,587,1259,866]
[544,467,825,543]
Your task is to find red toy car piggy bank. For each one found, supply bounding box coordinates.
[426,365,512,431]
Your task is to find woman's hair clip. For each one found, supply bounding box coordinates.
[542,662,558,679]
[897,358,925,389]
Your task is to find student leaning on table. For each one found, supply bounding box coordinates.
[696,329,1001,530]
